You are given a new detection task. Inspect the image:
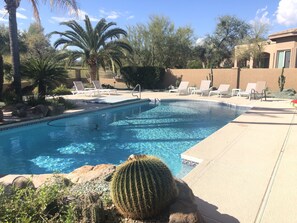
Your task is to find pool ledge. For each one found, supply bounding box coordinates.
[0,98,149,131]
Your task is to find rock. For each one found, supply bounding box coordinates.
[47,104,65,116]
[67,164,116,184]
[12,176,35,189]
[32,104,49,117]
[12,108,27,118]
[15,103,26,110]
[169,179,205,223]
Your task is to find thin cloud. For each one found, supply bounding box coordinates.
[196,37,205,46]
[127,15,135,20]
[18,7,26,12]
[51,16,71,23]
[99,8,134,21]
[0,17,8,22]
[0,7,27,20]
[51,8,100,23]
[251,6,270,25]
[276,0,297,26]
[0,8,7,17]
[99,9,120,19]
[16,12,28,19]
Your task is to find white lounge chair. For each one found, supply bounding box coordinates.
[237,83,256,98]
[191,80,211,96]
[169,81,189,95]
[209,84,230,97]
[92,80,117,95]
[72,81,99,96]
[250,81,267,100]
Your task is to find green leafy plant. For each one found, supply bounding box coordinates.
[0,182,71,222]
[21,53,68,101]
[110,154,178,220]
[120,66,165,89]
[51,84,72,96]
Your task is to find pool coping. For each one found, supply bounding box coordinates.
[0,98,149,131]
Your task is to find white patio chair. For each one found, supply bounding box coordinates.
[72,81,99,96]
[208,84,230,97]
[237,83,256,98]
[169,81,189,95]
[191,80,211,96]
[92,80,117,95]
[250,81,267,100]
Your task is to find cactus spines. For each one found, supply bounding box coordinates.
[110,154,178,220]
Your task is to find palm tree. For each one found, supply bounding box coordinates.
[0,25,11,99]
[21,53,68,100]
[3,0,78,101]
[51,15,133,83]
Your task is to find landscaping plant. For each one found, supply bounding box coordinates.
[278,67,286,92]
[110,154,178,220]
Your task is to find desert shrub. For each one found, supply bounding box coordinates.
[0,183,74,222]
[120,66,165,89]
[52,84,72,96]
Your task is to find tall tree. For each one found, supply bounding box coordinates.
[3,0,78,101]
[0,26,10,99]
[203,15,250,67]
[127,15,194,68]
[51,15,133,82]
[23,22,54,57]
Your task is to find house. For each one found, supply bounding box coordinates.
[234,28,297,69]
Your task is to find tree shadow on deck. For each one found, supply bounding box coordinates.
[195,196,240,223]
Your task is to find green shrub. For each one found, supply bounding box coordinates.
[2,89,17,105]
[52,85,73,96]
[120,66,165,89]
[0,182,73,222]
[110,154,178,220]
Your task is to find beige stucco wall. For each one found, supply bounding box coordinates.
[165,68,238,89]
[240,68,297,91]
[166,68,297,91]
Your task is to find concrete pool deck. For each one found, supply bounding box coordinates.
[101,91,296,223]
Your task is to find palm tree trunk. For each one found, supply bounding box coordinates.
[89,64,98,82]
[5,0,22,101]
[0,54,3,100]
[38,82,46,101]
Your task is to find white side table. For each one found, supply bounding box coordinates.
[231,88,241,96]
[188,87,197,94]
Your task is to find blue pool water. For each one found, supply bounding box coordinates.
[0,100,247,176]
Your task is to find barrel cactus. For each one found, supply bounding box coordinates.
[110,154,178,220]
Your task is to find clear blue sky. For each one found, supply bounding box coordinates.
[0,0,296,44]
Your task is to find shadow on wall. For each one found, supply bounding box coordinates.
[163,68,179,88]
[195,196,240,223]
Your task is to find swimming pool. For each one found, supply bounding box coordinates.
[0,100,247,176]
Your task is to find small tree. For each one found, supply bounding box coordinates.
[21,54,68,100]
[203,15,250,68]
